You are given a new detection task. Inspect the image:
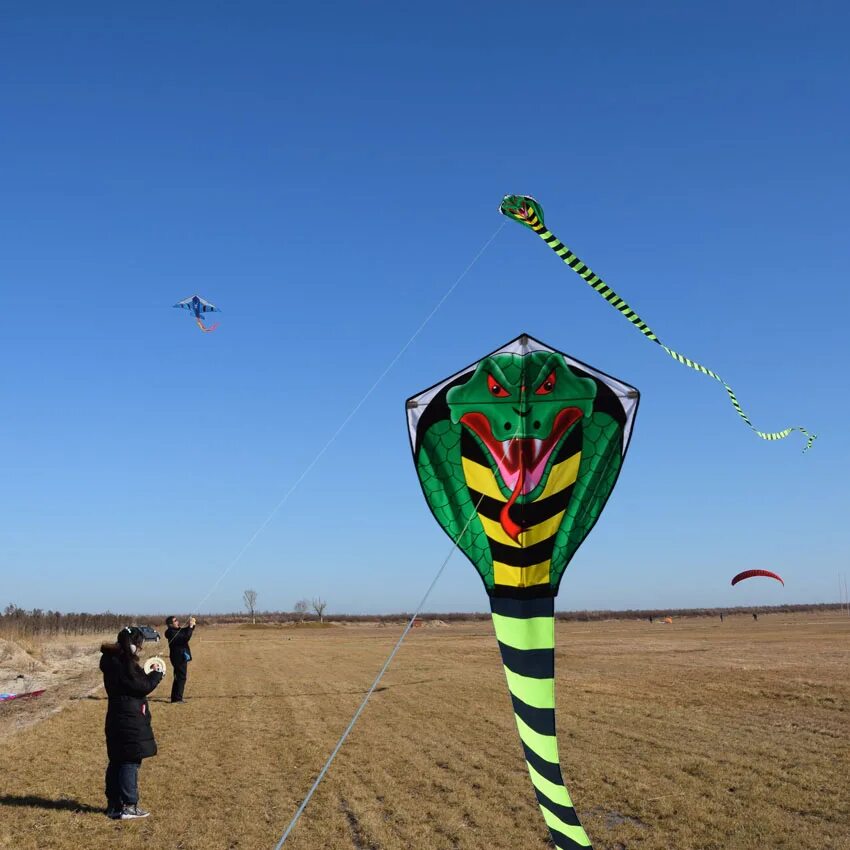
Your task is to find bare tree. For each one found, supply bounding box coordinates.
[293,599,309,623]
[311,597,327,623]
[243,589,258,625]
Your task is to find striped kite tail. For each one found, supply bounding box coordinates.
[498,194,816,452]
[490,596,592,849]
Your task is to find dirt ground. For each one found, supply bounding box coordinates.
[0,612,848,850]
[0,633,113,740]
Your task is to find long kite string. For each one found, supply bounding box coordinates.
[150,221,504,663]
[140,224,507,820]
[273,436,517,848]
[499,196,816,451]
[272,535,459,849]
[185,220,506,618]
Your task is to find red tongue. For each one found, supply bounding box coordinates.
[499,467,525,542]
[458,408,583,542]
[507,439,540,478]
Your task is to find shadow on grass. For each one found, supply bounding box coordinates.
[0,794,102,814]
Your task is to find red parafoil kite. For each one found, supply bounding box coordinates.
[731,569,784,587]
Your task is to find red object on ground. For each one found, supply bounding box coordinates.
[0,689,46,702]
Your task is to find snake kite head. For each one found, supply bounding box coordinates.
[446,351,593,502]
[407,334,639,597]
[499,194,545,228]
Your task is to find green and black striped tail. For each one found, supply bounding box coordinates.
[490,596,592,849]
[499,194,816,452]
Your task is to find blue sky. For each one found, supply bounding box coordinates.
[2,3,848,615]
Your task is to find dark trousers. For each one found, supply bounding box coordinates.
[105,760,140,807]
[171,659,187,702]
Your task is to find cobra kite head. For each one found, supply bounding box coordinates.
[499,194,545,229]
[408,334,639,598]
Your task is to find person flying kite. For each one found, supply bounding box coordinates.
[408,333,639,849]
[173,294,220,333]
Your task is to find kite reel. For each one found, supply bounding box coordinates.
[144,656,167,676]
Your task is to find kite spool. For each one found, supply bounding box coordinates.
[144,656,167,676]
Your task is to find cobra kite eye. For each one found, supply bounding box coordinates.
[486,373,510,398]
[535,370,556,395]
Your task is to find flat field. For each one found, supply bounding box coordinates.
[0,613,848,850]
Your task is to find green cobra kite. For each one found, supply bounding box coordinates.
[407,334,639,849]
[499,194,816,451]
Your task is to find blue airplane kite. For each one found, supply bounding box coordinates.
[173,294,220,333]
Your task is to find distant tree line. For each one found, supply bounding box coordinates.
[193,601,846,626]
[3,601,844,638]
[551,603,846,622]
[0,604,135,639]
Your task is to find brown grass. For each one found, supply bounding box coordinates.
[0,612,848,849]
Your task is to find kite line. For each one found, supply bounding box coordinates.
[274,441,517,847]
[146,222,508,833]
[142,222,507,655]
[273,514,470,848]
[184,220,507,619]
[499,195,816,451]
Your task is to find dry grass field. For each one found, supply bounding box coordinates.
[0,612,848,850]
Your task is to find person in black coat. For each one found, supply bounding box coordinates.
[164,615,195,703]
[100,626,163,819]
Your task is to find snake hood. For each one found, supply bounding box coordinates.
[407,333,639,599]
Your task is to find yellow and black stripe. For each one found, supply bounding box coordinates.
[491,595,592,848]
[460,428,581,596]
[502,197,816,451]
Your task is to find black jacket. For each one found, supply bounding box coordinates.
[165,625,194,665]
[100,646,163,762]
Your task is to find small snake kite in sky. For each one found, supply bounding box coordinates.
[499,195,815,452]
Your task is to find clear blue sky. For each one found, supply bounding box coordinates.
[2,3,848,615]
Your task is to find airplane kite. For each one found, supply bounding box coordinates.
[499,195,815,452]
[407,333,639,849]
[173,294,220,333]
